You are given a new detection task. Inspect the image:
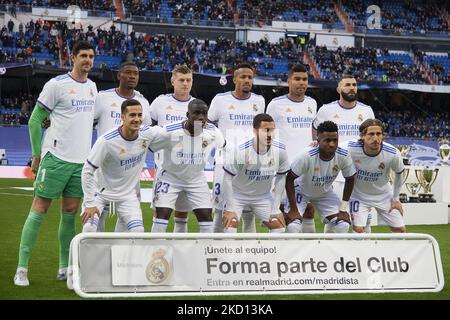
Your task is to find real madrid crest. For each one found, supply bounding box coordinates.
[308,106,312,113]
[145,248,170,284]
[358,114,364,122]
[378,162,385,170]
[332,164,339,174]
[253,104,258,112]
[90,88,94,97]
[202,139,209,148]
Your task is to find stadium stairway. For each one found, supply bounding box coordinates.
[334,0,354,32]
[412,53,435,85]
[303,51,320,79]
[113,0,126,20]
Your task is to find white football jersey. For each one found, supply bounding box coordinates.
[290,146,356,199]
[149,94,195,126]
[86,125,167,201]
[94,88,151,136]
[313,100,375,142]
[38,73,97,163]
[344,140,404,207]
[266,94,317,161]
[208,91,265,145]
[159,121,225,184]
[223,139,290,200]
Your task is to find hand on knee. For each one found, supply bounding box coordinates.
[264,213,286,233]
[352,226,365,233]
[223,210,239,232]
[391,226,406,233]
[82,214,99,233]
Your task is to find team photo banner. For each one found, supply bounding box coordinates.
[69,233,444,298]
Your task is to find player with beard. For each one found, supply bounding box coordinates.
[304,75,374,233]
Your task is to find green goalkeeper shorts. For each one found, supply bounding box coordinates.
[34,152,84,199]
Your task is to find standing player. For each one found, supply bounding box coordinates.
[307,74,375,233]
[208,62,265,233]
[151,99,225,233]
[149,64,195,233]
[14,41,97,286]
[266,64,317,232]
[285,121,356,233]
[94,62,152,232]
[81,100,166,233]
[345,119,406,233]
[222,114,289,233]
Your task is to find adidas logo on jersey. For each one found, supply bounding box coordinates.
[334,114,340,119]
[119,148,125,155]
[314,167,320,172]
[166,105,173,110]
[69,89,76,94]
[285,107,292,112]
[111,102,118,107]
[355,159,361,164]
[228,105,235,110]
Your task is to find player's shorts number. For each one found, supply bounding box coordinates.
[296,193,302,204]
[214,183,221,195]
[155,181,170,194]
[350,200,360,213]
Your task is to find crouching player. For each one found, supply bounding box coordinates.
[151,99,225,233]
[285,121,356,233]
[222,113,289,233]
[81,99,167,232]
[346,119,406,233]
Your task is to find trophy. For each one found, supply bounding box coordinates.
[405,183,421,203]
[439,141,450,166]
[389,168,410,203]
[415,168,439,202]
[395,145,411,165]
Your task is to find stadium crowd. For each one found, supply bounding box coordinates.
[311,46,427,84]
[0,93,36,126]
[342,0,448,34]
[4,18,448,85]
[0,0,448,34]
[376,110,450,140]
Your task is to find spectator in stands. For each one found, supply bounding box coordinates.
[7,19,13,33]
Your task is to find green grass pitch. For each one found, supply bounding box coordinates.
[0,178,448,300]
